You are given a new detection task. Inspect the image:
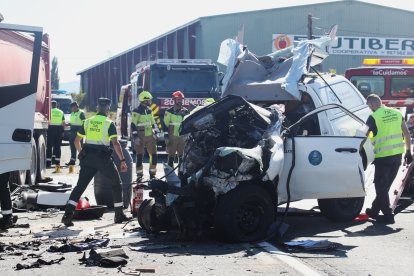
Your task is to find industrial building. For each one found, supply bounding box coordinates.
[77,0,414,108]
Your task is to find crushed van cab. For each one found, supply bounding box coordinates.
[137,27,375,242]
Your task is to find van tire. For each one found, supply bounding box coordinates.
[214,184,274,242]
[318,197,364,222]
[10,170,26,186]
[36,134,47,182]
[26,138,38,185]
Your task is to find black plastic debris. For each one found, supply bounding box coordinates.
[79,248,128,268]
[283,240,341,252]
[48,238,109,253]
[15,256,65,270]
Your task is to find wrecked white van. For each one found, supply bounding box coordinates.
[137,28,375,242]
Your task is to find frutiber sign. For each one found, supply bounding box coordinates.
[272,34,414,57]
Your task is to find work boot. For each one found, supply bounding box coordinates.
[365,208,379,220]
[114,208,130,224]
[54,165,61,173]
[376,214,395,225]
[61,204,76,227]
[0,215,14,230]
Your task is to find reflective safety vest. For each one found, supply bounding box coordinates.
[83,115,114,146]
[70,110,84,126]
[50,108,64,126]
[132,105,155,137]
[164,107,187,137]
[370,106,405,158]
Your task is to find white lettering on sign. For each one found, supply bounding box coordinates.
[272,34,414,57]
[372,69,408,76]
[159,98,206,108]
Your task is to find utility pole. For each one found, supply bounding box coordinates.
[307,13,313,39]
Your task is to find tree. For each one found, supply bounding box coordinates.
[51,56,60,90]
[71,89,86,109]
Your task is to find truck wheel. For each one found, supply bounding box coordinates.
[36,134,47,182]
[26,138,38,185]
[10,170,26,185]
[318,197,364,222]
[214,184,275,242]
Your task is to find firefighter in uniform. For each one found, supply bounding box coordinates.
[0,172,14,229]
[365,94,413,224]
[61,98,129,226]
[131,91,159,181]
[66,102,86,166]
[46,100,65,170]
[163,91,189,167]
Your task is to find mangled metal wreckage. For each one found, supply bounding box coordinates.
[138,27,374,242]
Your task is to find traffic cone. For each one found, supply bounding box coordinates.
[68,165,75,173]
[54,165,61,173]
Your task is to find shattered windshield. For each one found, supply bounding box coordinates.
[150,66,218,93]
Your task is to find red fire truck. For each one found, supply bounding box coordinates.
[345,58,414,115]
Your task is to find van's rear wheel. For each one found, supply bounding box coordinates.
[318,197,364,222]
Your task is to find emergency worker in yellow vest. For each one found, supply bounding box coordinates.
[365,94,412,224]
[66,102,86,166]
[164,91,189,167]
[61,98,129,226]
[131,91,159,181]
[46,100,65,168]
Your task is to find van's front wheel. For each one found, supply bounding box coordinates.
[318,197,364,222]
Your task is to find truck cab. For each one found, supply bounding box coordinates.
[117,59,220,144]
[345,58,414,116]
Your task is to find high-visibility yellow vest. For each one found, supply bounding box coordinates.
[82,115,114,146]
[70,110,84,126]
[50,108,64,126]
[370,106,405,158]
[132,106,155,137]
[164,108,186,137]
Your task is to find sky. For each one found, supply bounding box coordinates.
[1,0,414,83]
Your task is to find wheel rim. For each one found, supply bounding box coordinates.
[30,142,38,184]
[38,138,46,180]
[236,201,265,235]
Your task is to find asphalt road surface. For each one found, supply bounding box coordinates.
[0,143,413,275]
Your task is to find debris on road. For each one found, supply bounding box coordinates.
[283,239,342,252]
[15,256,65,270]
[48,238,110,253]
[79,248,128,267]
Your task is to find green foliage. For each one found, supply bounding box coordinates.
[71,89,86,108]
[51,56,60,90]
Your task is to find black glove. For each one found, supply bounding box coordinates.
[404,151,413,165]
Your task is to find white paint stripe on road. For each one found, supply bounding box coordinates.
[258,241,322,276]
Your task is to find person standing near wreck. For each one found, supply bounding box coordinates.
[66,101,85,166]
[164,91,189,167]
[46,100,65,171]
[61,98,129,226]
[365,94,413,224]
[131,91,159,181]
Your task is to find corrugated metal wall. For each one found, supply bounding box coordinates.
[199,1,414,73]
[79,1,414,108]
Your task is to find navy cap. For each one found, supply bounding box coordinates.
[98,97,111,107]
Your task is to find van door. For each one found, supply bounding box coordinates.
[278,104,371,202]
[0,23,43,174]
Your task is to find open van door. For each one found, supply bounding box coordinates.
[0,23,43,175]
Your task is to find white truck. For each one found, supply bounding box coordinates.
[137,30,376,242]
[0,22,45,186]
